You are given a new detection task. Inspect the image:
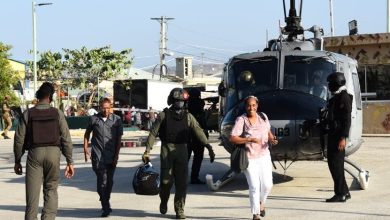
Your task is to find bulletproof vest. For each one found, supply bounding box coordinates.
[26,107,60,148]
[159,108,189,144]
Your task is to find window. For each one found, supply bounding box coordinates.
[358,65,390,100]
[284,56,335,98]
[352,72,362,110]
[232,56,278,100]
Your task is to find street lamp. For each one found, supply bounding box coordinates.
[32,1,52,95]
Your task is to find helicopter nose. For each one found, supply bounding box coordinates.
[258,90,325,121]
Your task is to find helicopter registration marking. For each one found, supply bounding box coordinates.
[274,128,290,137]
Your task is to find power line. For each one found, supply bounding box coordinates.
[133,55,159,59]
[169,37,246,54]
[136,58,175,70]
[192,57,225,65]
[168,49,225,63]
[169,23,245,46]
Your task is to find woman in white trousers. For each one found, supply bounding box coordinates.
[230,96,277,220]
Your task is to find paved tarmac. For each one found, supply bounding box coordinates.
[0,131,389,220]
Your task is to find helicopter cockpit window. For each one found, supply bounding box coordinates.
[309,70,328,100]
[232,56,278,100]
[284,55,335,99]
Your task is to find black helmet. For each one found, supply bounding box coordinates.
[167,88,189,106]
[327,72,346,92]
[188,88,201,98]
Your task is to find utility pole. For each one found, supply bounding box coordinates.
[388,0,390,32]
[32,1,52,95]
[329,0,335,36]
[151,16,174,78]
[201,52,204,78]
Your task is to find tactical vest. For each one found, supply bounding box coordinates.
[159,108,189,144]
[26,107,60,148]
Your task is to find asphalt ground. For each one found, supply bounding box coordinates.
[0,131,389,220]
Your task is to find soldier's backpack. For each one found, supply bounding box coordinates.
[132,162,160,195]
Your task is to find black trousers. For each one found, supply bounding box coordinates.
[327,135,349,196]
[93,163,116,211]
[187,141,205,181]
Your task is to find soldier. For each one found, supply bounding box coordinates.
[13,82,75,220]
[142,88,215,219]
[325,72,352,202]
[1,95,12,139]
[187,88,211,184]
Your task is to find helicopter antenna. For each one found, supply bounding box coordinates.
[279,20,283,51]
[282,0,304,41]
[299,0,303,18]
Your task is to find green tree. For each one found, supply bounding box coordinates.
[0,42,21,106]
[63,46,132,108]
[36,51,64,81]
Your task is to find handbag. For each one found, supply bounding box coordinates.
[132,162,160,195]
[230,144,248,173]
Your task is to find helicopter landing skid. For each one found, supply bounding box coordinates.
[276,158,296,178]
[206,169,236,191]
[344,157,370,190]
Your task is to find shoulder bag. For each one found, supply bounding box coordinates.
[230,144,248,173]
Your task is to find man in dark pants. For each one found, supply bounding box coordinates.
[325,72,353,203]
[187,88,211,184]
[13,82,75,220]
[142,88,215,219]
[84,98,123,217]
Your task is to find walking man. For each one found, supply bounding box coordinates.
[84,98,123,217]
[13,82,75,220]
[187,88,209,184]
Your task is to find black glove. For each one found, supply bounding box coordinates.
[142,151,150,163]
[205,144,215,163]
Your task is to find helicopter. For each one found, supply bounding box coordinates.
[206,0,369,191]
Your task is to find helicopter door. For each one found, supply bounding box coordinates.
[347,71,363,155]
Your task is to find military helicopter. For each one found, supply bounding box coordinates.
[206,0,369,191]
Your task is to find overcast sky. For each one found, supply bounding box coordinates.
[1,0,387,69]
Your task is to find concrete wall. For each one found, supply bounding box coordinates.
[324,33,390,65]
[362,101,390,134]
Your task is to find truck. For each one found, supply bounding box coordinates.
[113,79,182,111]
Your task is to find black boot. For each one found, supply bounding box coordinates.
[190,178,205,184]
[325,195,346,202]
[160,201,168,214]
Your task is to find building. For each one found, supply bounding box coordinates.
[324,33,390,134]
[324,33,390,100]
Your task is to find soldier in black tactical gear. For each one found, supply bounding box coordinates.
[187,88,213,184]
[325,72,352,203]
[142,88,215,219]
